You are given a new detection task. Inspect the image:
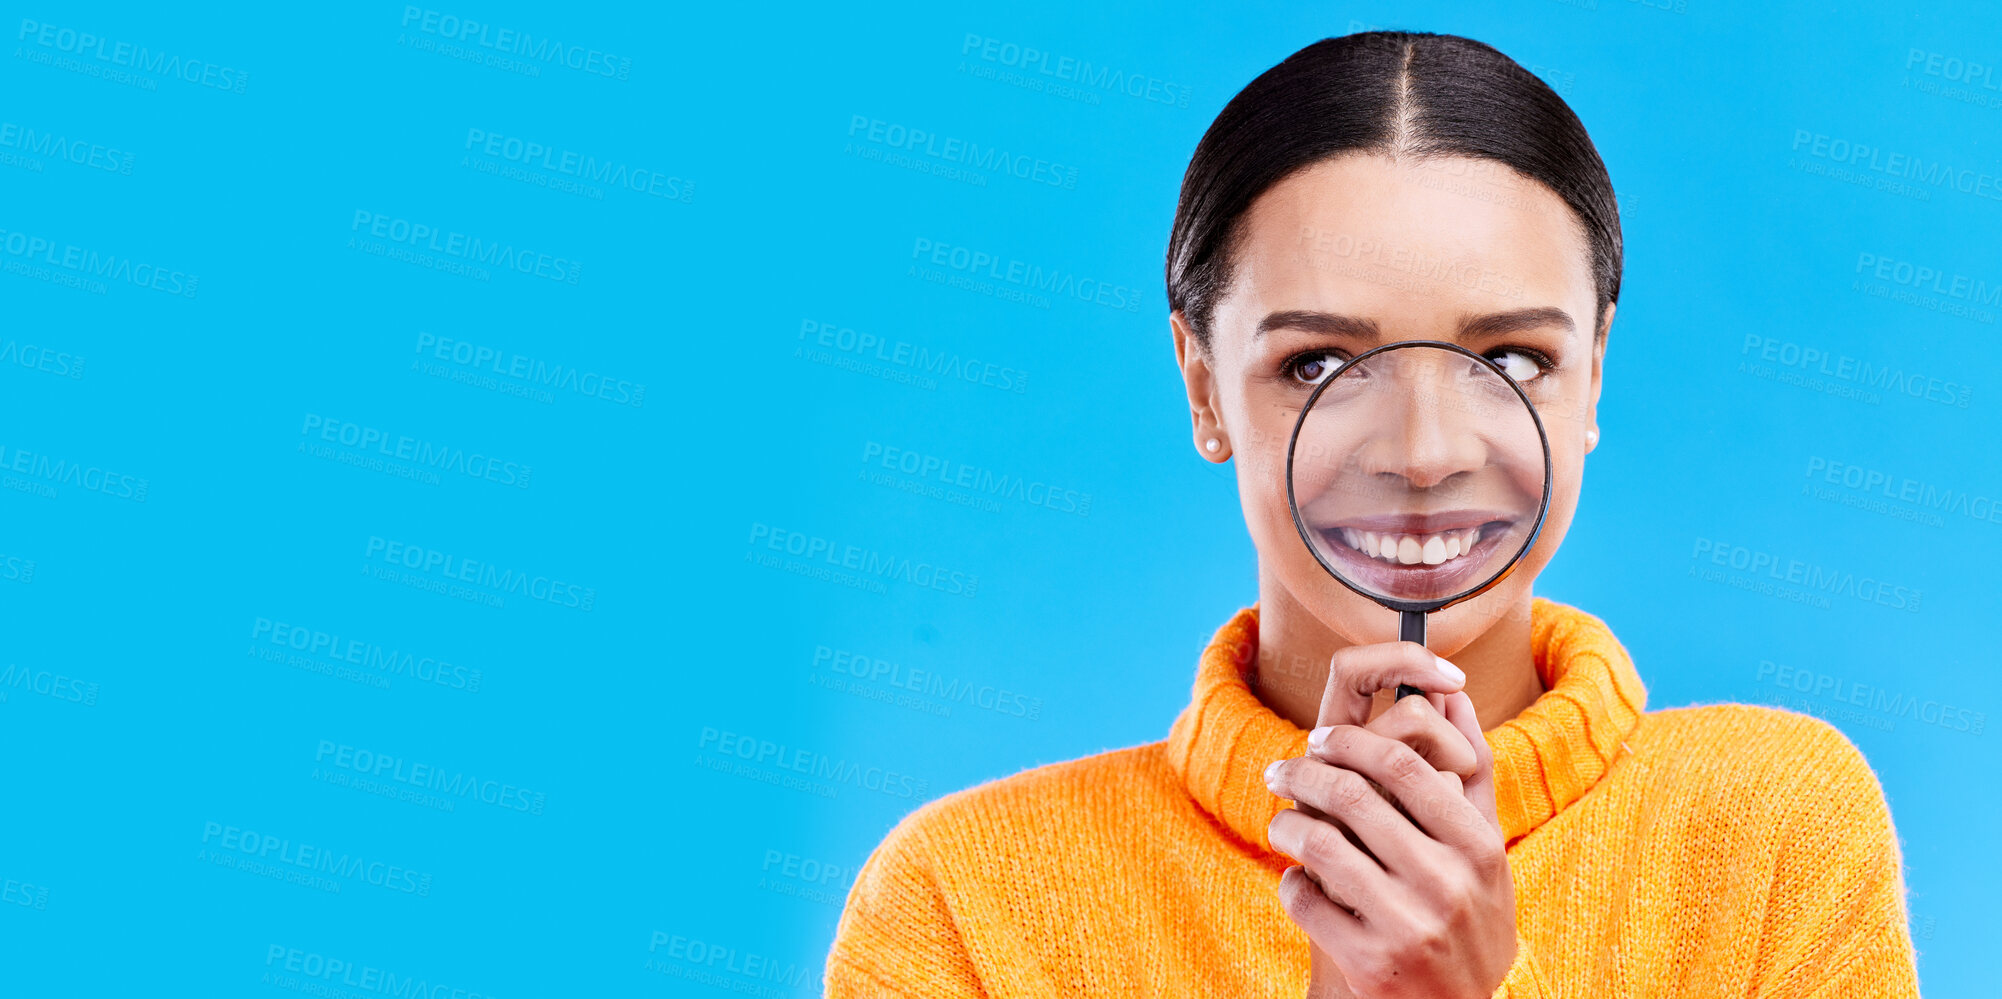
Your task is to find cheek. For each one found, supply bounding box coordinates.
[1504,447,1547,511]
[1507,377,1594,561]
[1289,426,1368,516]
[1511,440,1587,579]
[1235,447,1295,549]
[1235,415,1293,486]
[1530,374,1597,447]
[1230,429,1317,573]
[1233,450,1405,644]
[1545,445,1587,531]
[1226,394,1306,512]
[1532,381,1594,533]
[1426,437,1584,648]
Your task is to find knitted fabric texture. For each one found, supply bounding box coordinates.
[824,598,1920,997]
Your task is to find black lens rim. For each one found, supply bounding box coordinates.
[1283,339,1555,615]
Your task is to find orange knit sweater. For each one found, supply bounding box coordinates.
[824,599,1921,997]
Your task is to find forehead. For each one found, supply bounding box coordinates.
[1218,154,1595,336]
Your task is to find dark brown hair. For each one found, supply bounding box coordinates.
[1166,31,1622,348]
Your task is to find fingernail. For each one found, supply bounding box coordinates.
[1264,760,1283,784]
[1435,655,1466,683]
[1307,726,1332,749]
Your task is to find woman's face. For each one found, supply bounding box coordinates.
[1176,153,1608,652]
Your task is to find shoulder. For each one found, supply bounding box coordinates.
[1625,702,1897,842]
[829,742,1183,994]
[1620,708,1916,983]
[1636,701,1878,781]
[1613,703,1909,931]
[876,740,1169,848]
[853,740,1179,889]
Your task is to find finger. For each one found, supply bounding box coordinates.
[1441,690,1499,827]
[1267,753,1426,874]
[1358,692,1478,779]
[1317,642,1467,728]
[1309,724,1488,855]
[1270,810,1393,917]
[1278,865,1364,942]
[1289,798,1376,863]
[1371,685,1444,723]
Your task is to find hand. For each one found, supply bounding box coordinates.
[1263,642,1515,999]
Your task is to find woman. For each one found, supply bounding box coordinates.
[824,31,1919,998]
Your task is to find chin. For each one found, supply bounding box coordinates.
[1421,587,1537,655]
[1281,567,1403,644]
[1278,555,1540,656]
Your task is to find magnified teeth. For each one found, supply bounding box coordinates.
[1333,525,1494,566]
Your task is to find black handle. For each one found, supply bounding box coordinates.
[1396,610,1426,701]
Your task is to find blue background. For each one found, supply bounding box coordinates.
[3,0,1996,994]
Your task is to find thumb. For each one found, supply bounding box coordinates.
[1307,943,1357,999]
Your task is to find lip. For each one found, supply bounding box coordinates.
[1309,514,1519,603]
[1326,509,1513,535]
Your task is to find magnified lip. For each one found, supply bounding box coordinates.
[1312,509,1517,582]
[1331,510,1511,535]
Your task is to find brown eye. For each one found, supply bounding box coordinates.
[1288,352,1342,385]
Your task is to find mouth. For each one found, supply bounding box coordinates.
[1333,524,1490,566]
[1309,512,1518,599]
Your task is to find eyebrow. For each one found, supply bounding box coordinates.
[1255,306,1575,340]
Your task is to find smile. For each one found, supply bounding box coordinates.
[1335,525,1485,565]
[1305,510,1521,601]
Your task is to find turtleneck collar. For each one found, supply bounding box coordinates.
[1164,597,1648,854]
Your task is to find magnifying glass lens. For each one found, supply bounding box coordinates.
[1288,344,1548,608]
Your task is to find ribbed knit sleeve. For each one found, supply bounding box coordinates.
[825,810,988,999]
[1750,716,1920,998]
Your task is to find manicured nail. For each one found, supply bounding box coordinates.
[1307,726,1332,749]
[1435,655,1466,683]
[1264,760,1283,784]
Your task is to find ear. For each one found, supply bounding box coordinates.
[1585,300,1613,454]
[1171,311,1231,462]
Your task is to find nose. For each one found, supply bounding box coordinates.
[1349,354,1487,490]
[1392,380,1487,489]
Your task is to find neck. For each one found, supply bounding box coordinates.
[1250,564,1546,731]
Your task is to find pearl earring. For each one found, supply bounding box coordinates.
[1205,438,1220,453]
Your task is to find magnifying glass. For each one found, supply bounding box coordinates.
[1284,340,1552,701]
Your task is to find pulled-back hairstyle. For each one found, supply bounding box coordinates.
[1166,32,1622,348]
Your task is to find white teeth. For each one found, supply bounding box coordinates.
[1334,525,1494,566]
